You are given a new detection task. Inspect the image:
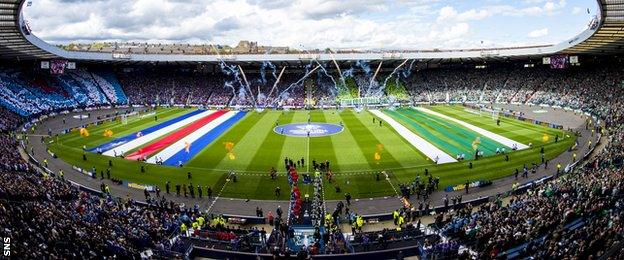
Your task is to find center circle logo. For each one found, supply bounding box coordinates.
[274,123,344,137]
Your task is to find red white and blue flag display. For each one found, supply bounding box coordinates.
[92,109,246,165]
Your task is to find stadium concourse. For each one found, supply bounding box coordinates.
[0,57,621,258]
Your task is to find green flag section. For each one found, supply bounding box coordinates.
[369,109,456,164]
[415,107,529,150]
[427,105,566,146]
[384,108,509,160]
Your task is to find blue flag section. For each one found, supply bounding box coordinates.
[88,109,204,153]
[163,111,247,166]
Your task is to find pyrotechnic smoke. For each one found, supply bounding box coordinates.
[260,61,278,85]
[272,61,316,105]
[211,44,256,107]
[377,59,414,97]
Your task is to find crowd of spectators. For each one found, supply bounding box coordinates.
[0,68,127,116]
[433,155,623,258]
[407,62,624,258]
[0,189,184,258]
[116,68,313,107]
[0,117,185,258]
[117,69,222,105]
[0,60,623,258]
[3,175,196,259]
[0,134,29,171]
[0,106,22,132]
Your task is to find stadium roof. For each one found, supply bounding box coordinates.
[0,0,57,60]
[0,0,622,63]
[564,0,624,54]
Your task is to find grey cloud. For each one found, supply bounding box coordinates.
[247,0,293,9]
[299,0,388,19]
[23,0,580,50]
[213,17,241,31]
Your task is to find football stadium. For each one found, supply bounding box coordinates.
[0,0,622,259]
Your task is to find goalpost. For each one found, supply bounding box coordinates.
[476,105,500,120]
[339,97,384,107]
[491,109,500,120]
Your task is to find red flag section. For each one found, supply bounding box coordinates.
[125,110,228,161]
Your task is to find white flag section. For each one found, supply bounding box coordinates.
[415,107,529,150]
[102,110,216,157]
[145,111,239,164]
[369,110,457,164]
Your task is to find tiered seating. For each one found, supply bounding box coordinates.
[0,68,127,116]
[55,73,92,106]
[96,70,128,104]
[68,70,109,104]
[0,70,60,115]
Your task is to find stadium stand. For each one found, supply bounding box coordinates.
[1,0,623,257]
[0,68,127,116]
[0,59,622,258]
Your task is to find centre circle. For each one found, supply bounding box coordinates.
[274,123,344,137]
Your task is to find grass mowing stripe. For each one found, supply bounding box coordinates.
[247,111,296,172]
[63,108,189,148]
[247,111,300,200]
[435,106,564,144]
[442,109,546,143]
[446,105,563,138]
[292,110,341,198]
[61,108,182,143]
[357,110,431,168]
[309,110,340,172]
[311,110,399,200]
[384,109,467,157]
[405,108,504,154]
[191,112,278,170]
[277,111,309,172]
[324,110,370,171]
[339,110,401,170]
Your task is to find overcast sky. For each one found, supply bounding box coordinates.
[22,0,598,50]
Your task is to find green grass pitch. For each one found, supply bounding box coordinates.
[47,105,575,200]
